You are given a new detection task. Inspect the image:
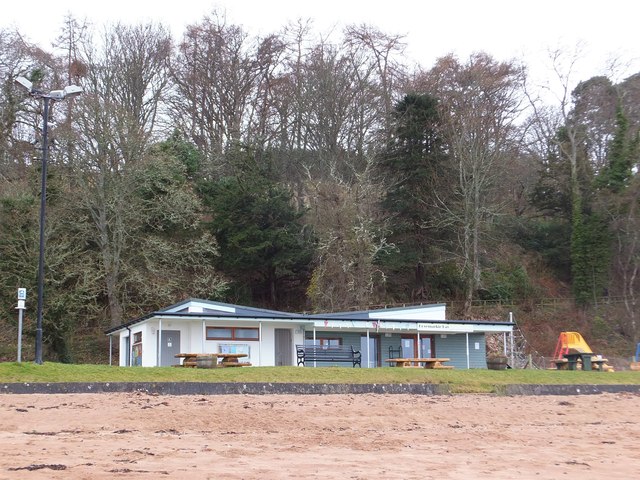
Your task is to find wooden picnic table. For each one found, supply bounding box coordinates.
[386,358,453,369]
[174,353,250,368]
[552,355,610,371]
[590,357,609,371]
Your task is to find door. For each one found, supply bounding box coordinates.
[160,330,181,366]
[360,335,379,368]
[401,335,433,358]
[275,329,292,366]
[401,337,415,358]
[420,336,434,357]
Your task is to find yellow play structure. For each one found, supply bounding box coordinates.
[552,331,614,371]
[553,331,593,358]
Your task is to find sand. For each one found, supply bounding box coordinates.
[0,392,639,479]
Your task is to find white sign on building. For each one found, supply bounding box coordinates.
[417,323,474,333]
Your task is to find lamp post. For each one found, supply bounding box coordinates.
[14,76,83,365]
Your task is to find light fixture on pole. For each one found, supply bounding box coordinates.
[14,76,83,365]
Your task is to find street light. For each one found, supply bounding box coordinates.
[14,76,83,365]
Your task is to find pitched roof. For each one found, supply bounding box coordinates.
[160,298,298,317]
[309,303,446,319]
[104,298,299,334]
[105,299,512,335]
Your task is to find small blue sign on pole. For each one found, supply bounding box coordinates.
[17,288,26,363]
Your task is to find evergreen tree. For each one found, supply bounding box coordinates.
[125,142,228,310]
[378,93,455,300]
[199,148,313,308]
[596,104,637,193]
[593,104,640,336]
[571,211,610,305]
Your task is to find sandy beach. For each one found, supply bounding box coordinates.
[1,392,639,479]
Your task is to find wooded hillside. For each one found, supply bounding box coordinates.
[1,15,638,362]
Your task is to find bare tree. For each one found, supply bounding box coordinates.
[169,12,270,172]
[72,22,173,326]
[306,178,390,311]
[608,181,640,340]
[0,29,35,173]
[344,25,407,142]
[418,53,526,315]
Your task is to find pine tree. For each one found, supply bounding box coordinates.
[199,148,313,308]
[378,93,454,300]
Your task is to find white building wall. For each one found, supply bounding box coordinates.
[118,331,128,367]
[156,320,197,367]
[260,325,275,366]
[185,320,201,352]
[368,305,446,321]
[118,321,194,367]
[117,318,308,367]
[117,323,156,367]
[202,338,260,365]
[252,322,306,366]
[140,323,156,367]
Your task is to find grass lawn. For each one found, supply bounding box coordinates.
[1,362,639,393]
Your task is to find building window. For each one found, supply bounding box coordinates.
[304,338,341,348]
[132,332,142,366]
[233,328,259,340]
[206,326,259,340]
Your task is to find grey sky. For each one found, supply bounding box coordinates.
[4,1,639,94]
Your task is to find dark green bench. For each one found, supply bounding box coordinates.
[296,345,362,367]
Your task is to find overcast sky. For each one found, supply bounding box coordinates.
[3,1,639,96]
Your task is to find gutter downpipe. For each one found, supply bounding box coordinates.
[157,319,162,367]
[366,329,370,368]
[126,326,132,367]
[259,322,262,367]
[509,311,515,367]
[465,332,470,369]
[202,320,206,353]
[313,326,317,367]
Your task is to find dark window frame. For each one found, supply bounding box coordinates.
[304,337,342,348]
[206,326,260,341]
[401,334,435,357]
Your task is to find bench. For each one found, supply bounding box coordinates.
[551,358,569,370]
[174,353,251,368]
[590,358,609,371]
[296,345,362,367]
[386,358,453,369]
[388,346,402,359]
[220,362,252,367]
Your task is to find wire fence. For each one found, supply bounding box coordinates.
[342,296,628,314]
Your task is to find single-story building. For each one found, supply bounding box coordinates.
[105,298,513,369]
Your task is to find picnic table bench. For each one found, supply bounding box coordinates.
[551,358,569,370]
[174,353,251,368]
[386,358,453,369]
[551,355,610,371]
[296,345,362,367]
[590,357,610,371]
